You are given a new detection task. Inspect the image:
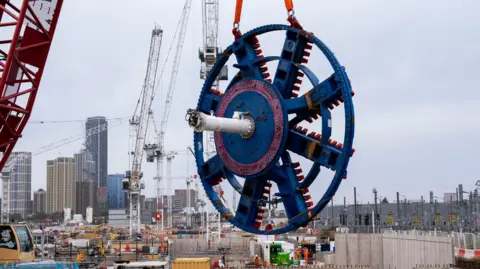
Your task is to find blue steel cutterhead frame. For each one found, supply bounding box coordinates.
[192,24,355,235]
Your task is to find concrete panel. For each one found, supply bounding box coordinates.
[358,233,371,265]
[346,233,359,265]
[334,232,453,268]
[370,233,383,267]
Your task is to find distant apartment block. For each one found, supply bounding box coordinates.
[1,152,32,217]
[74,149,95,182]
[85,117,108,187]
[107,174,125,209]
[75,180,97,217]
[96,187,108,216]
[46,157,76,214]
[174,189,198,209]
[33,189,46,214]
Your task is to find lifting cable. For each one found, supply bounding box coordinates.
[232,0,303,39]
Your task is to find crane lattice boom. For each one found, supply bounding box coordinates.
[158,0,192,154]
[126,27,163,235]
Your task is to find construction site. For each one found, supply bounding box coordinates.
[0,0,478,268]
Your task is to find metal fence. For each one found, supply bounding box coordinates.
[452,231,480,250]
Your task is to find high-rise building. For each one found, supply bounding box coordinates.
[74,149,96,182]
[46,157,76,214]
[96,187,108,216]
[75,180,97,217]
[85,117,108,187]
[107,174,125,209]
[33,189,46,214]
[74,149,96,215]
[1,152,32,217]
[174,189,198,209]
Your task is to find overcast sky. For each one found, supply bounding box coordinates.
[10,0,480,207]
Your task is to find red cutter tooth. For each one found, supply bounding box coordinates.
[302,58,309,64]
[265,182,272,187]
[253,223,261,229]
[262,196,268,200]
[343,175,348,179]
[292,86,300,91]
[258,209,265,214]
[266,78,272,83]
[301,128,308,133]
[253,43,260,49]
[304,188,309,193]
[292,162,300,168]
[297,72,305,78]
[328,138,332,143]
[296,126,302,131]
[252,36,259,43]
[263,73,270,78]
[328,104,334,110]
[260,66,268,73]
[305,44,313,50]
[351,90,355,96]
[352,148,356,154]
[331,141,338,146]
[259,62,266,67]
[306,118,313,123]
[257,55,264,59]
[306,201,314,207]
[333,100,340,106]
[297,175,305,181]
[255,49,263,55]
[291,93,298,98]
[304,195,312,200]
[310,131,317,136]
[342,66,346,71]
[295,79,302,85]
[314,134,321,139]
[339,97,344,103]
[303,51,311,57]
[311,114,318,120]
[295,168,303,174]
[337,143,343,148]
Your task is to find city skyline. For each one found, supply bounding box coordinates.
[9,0,480,208]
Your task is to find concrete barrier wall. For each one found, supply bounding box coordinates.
[334,233,383,267]
[333,232,453,268]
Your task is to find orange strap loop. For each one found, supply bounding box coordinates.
[234,0,243,24]
[285,0,294,11]
[233,0,302,39]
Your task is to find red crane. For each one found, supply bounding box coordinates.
[0,0,64,170]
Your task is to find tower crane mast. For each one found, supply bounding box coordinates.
[199,0,227,244]
[145,0,192,231]
[125,27,163,236]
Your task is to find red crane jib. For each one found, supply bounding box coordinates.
[0,0,64,169]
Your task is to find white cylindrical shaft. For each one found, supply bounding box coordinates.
[190,111,254,136]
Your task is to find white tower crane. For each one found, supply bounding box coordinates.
[199,0,228,245]
[125,27,163,236]
[144,0,192,232]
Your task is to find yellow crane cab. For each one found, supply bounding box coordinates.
[0,223,35,264]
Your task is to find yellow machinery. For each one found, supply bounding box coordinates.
[172,258,210,269]
[0,223,35,264]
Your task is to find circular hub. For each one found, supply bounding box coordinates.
[214,79,287,177]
